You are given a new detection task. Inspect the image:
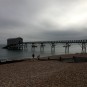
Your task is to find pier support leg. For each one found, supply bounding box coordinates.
[40,43,45,53]
[18,44,20,50]
[21,43,23,50]
[24,43,27,49]
[31,43,36,53]
[18,43,23,50]
[51,46,55,53]
[63,43,70,54]
[40,46,44,52]
[81,43,86,53]
[51,43,55,54]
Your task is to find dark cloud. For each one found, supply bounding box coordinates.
[40,30,83,40]
[22,28,87,42]
[0,0,87,44]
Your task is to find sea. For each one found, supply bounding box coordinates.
[0,44,82,61]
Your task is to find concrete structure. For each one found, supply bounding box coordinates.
[23,39,87,54]
[3,38,87,53]
[7,37,23,46]
[3,37,23,50]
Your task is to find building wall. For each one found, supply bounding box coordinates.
[7,37,23,46]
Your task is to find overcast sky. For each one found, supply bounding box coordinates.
[0,0,87,43]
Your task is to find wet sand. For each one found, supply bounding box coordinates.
[0,54,87,87]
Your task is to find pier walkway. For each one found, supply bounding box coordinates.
[23,39,87,54]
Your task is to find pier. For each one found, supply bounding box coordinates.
[4,37,87,54]
[23,40,87,54]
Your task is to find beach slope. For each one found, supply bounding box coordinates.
[0,57,87,87]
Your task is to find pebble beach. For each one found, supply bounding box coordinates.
[0,54,87,87]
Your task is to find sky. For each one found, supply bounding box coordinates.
[0,0,87,44]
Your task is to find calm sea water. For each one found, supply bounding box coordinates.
[0,44,82,61]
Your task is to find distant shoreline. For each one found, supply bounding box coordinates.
[1,53,87,64]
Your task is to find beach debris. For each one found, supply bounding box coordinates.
[0,59,7,63]
[48,57,50,60]
[37,55,40,60]
[59,56,62,61]
[73,56,77,63]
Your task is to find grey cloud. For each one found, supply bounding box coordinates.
[0,19,25,29]
[21,30,86,42]
[0,0,87,44]
[38,30,86,41]
[0,0,48,19]
[22,26,87,41]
